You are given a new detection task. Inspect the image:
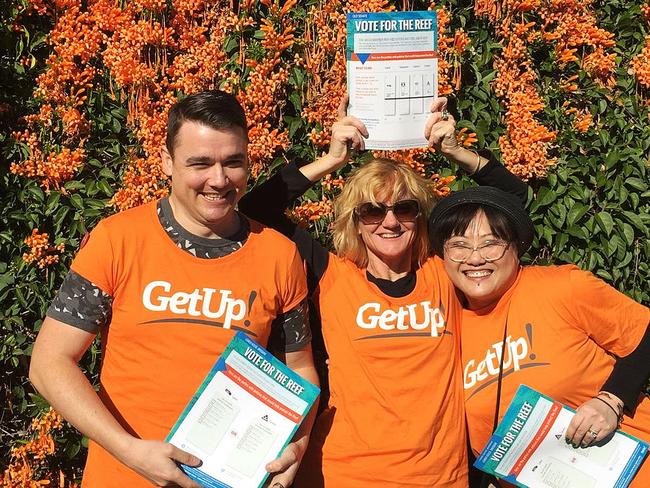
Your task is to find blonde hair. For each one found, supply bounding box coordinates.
[332,158,438,268]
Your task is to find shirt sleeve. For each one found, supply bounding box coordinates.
[563,267,650,357]
[266,244,311,354]
[46,269,113,333]
[46,221,118,332]
[240,163,330,295]
[472,150,529,205]
[601,322,650,411]
[278,243,309,314]
[69,220,118,296]
[269,299,312,353]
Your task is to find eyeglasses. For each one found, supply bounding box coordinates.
[444,240,510,263]
[354,199,421,225]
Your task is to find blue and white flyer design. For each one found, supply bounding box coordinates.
[166,332,320,488]
[346,11,437,149]
[475,385,648,488]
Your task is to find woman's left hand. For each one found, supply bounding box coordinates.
[564,396,621,448]
[424,97,460,156]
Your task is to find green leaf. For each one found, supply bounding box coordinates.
[70,193,84,210]
[292,67,305,88]
[99,167,115,179]
[596,269,613,281]
[566,225,586,240]
[46,192,62,214]
[534,187,557,208]
[28,393,51,411]
[621,211,647,233]
[98,180,114,196]
[27,185,44,202]
[224,35,239,52]
[566,203,589,226]
[604,152,619,169]
[626,177,648,191]
[595,211,614,236]
[618,222,635,246]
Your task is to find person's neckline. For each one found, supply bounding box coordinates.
[164,195,244,240]
[366,270,417,298]
[160,196,248,246]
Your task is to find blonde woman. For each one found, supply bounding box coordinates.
[240,99,526,487]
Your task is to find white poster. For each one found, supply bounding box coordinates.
[346,11,438,150]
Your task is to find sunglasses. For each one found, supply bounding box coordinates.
[354,199,421,225]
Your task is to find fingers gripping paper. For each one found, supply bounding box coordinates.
[166,332,320,488]
[346,11,438,150]
[474,385,648,488]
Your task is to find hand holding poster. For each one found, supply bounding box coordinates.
[475,385,648,488]
[166,332,320,488]
[346,11,438,150]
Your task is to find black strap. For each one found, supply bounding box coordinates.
[493,315,510,431]
[479,310,510,488]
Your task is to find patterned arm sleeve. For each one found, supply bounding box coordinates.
[267,299,311,355]
[46,270,113,333]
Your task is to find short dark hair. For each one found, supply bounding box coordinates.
[430,203,519,256]
[165,90,248,155]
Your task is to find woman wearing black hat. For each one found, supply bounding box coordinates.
[428,187,650,487]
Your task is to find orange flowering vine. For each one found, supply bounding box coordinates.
[492,20,557,178]
[15,0,302,210]
[631,3,650,90]
[539,0,616,88]
[475,0,617,178]
[14,0,470,229]
[22,229,65,269]
[10,132,85,193]
[457,127,478,147]
[2,408,78,488]
[287,197,335,226]
[571,109,594,133]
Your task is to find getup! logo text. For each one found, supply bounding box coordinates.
[140,280,257,334]
[355,300,447,340]
[464,323,550,398]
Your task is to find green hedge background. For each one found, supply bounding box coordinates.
[1,0,648,483]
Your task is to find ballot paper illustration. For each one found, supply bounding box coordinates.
[167,332,320,488]
[346,11,438,150]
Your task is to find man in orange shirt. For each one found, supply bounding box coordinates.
[29,91,318,488]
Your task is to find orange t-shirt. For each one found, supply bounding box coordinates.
[462,265,650,487]
[69,201,307,488]
[296,255,468,488]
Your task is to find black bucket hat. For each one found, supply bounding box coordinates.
[428,186,534,257]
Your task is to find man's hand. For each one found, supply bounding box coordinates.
[120,439,203,488]
[424,97,460,156]
[564,395,621,448]
[264,440,305,488]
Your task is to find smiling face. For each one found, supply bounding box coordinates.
[357,194,418,276]
[442,209,520,310]
[161,121,248,238]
